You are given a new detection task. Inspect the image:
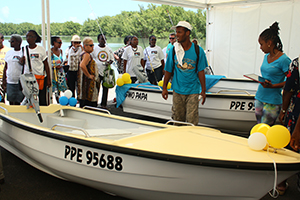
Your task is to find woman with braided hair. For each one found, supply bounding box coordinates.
[255,22,291,126]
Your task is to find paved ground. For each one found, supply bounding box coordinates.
[0,104,299,199]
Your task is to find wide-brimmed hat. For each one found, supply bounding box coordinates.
[71,35,81,42]
[171,21,193,31]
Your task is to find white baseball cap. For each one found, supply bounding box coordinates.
[171,21,193,31]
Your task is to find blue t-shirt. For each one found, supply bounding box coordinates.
[165,43,208,95]
[165,43,173,55]
[255,53,291,104]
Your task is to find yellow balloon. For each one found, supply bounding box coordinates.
[124,78,132,84]
[167,82,172,89]
[266,125,291,149]
[158,80,163,87]
[117,78,124,86]
[250,123,270,136]
[122,73,131,82]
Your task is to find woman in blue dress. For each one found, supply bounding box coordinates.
[50,36,67,103]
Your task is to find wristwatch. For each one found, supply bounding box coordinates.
[281,109,286,113]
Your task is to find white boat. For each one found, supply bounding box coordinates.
[120,82,257,135]
[0,104,299,200]
[207,77,258,95]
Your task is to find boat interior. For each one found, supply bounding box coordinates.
[0,104,169,142]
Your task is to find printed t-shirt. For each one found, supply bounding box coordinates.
[165,43,208,95]
[4,49,23,84]
[143,46,164,70]
[24,45,48,76]
[122,45,144,77]
[92,45,114,76]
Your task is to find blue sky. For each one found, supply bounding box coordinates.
[0,0,197,25]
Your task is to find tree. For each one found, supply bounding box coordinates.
[0,4,206,40]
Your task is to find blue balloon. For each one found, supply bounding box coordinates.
[0,95,2,102]
[59,96,69,106]
[68,97,77,107]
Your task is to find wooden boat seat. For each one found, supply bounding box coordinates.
[47,115,87,128]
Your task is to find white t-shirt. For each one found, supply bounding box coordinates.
[4,49,23,84]
[24,45,47,75]
[122,45,144,77]
[143,45,164,70]
[92,45,114,76]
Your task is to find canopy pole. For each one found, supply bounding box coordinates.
[41,0,46,48]
[46,0,53,103]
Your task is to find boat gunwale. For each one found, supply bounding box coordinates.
[128,87,255,99]
[1,113,300,172]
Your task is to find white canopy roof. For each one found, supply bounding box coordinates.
[134,0,289,9]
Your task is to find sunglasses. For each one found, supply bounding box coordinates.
[169,37,175,40]
[74,41,81,44]
[86,44,94,47]
[55,41,62,44]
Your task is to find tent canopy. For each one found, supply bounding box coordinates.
[134,0,289,9]
[135,0,300,78]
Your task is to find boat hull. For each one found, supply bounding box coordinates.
[123,87,256,135]
[0,121,295,200]
[0,105,299,200]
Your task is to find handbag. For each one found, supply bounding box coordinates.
[103,64,115,88]
[25,45,45,90]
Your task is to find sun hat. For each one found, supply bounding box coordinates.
[171,21,193,31]
[71,35,81,42]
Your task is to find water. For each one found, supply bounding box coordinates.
[3,36,171,60]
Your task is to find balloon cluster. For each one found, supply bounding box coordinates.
[158,80,171,89]
[248,123,291,150]
[59,89,77,106]
[116,73,132,86]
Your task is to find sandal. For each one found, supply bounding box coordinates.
[276,182,289,195]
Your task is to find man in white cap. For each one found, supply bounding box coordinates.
[161,21,207,125]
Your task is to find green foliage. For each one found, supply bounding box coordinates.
[0,4,206,40]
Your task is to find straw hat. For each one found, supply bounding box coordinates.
[71,35,81,42]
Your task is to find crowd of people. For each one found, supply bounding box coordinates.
[0,20,300,194]
[0,30,180,108]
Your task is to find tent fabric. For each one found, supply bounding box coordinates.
[134,0,290,9]
[135,0,300,78]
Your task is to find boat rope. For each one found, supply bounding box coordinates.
[86,0,107,44]
[267,147,279,198]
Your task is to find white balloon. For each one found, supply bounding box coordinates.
[64,90,73,99]
[248,132,267,151]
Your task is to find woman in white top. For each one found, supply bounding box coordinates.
[2,34,24,105]
[122,36,145,83]
[19,30,51,106]
[143,35,165,85]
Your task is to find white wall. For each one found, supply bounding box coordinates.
[206,0,300,78]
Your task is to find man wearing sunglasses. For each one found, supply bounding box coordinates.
[165,33,176,59]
